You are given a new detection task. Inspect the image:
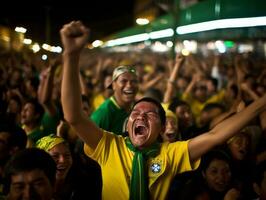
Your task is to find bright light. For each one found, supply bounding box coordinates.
[215,40,226,53]
[176,16,266,34]
[51,46,62,53]
[92,40,103,48]
[42,43,52,51]
[151,41,169,52]
[149,29,174,39]
[105,33,149,47]
[238,44,254,53]
[32,43,40,53]
[42,54,48,60]
[166,41,173,47]
[224,41,235,48]
[2,36,10,42]
[15,27,27,33]
[183,40,197,52]
[207,42,216,50]
[23,38,32,45]
[105,28,174,47]
[136,18,149,25]
[181,49,190,56]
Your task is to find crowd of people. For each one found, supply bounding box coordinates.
[0,20,266,200]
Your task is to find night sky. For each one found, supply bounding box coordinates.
[1,1,135,45]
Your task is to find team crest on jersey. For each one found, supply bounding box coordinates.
[150,163,161,173]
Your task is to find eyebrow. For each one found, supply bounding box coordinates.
[132,109,159,114]
[12,177,46,185]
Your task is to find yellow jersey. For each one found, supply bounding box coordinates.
[84,130,200,200]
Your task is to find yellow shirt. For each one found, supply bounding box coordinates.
[92,93,105,112]
[84,130,200,200]
[182,89,225,122]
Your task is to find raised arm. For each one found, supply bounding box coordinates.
[60,21,103,150]
[163,55,184,103]
[38,57,60,116]
[188,93,266,162]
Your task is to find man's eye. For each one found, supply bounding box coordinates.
[146,112,158,117]
[131,111,139,116]
[12,184,24,192]
[51,154,59,160]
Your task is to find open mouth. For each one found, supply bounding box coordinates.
[238,150,247,158]
[135,125,147,136]
[215,182,227,190]
[166,132,176,139]
[57,165,68,173]
[123,90,136,98]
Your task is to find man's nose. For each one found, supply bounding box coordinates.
[23,185,35,200]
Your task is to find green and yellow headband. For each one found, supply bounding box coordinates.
[36,134,65,152]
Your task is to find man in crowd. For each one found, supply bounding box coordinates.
[60,20,266,200]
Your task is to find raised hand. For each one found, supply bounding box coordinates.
[60,21,90,54]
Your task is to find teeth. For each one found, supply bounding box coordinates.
[124,90,133,94]
[135,125,147,135]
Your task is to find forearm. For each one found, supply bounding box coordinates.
[211,94,266,141]
[209,110,235,129]
[61,52,84,124]
[142,75,163,91]
[163,82,174,103]
[164,60,182,103]
[241,86,259,100]
[189,94,266,162]
[39,68,55,104]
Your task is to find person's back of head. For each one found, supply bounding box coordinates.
[3,148,56,200]
[199,103,225,127]
[143,87,163,103]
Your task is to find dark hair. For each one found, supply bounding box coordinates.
[28,76,40,91]
[202,103,226,113]
[132,97,166,125]
[9,94,22,111]
[206,76,218,89]
[24,98,44,122]
[168,98,189,112]
[200,149,232,173]
[81,94,89,103]
[0,114,27,150]
[3,148,56,194]
[229,84,239,98]
[143,88,163,103]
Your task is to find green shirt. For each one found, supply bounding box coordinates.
[41,109,60,135]
[90,97,129,136]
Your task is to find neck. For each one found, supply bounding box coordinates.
[113,95,132,112]
[24,123,39,133]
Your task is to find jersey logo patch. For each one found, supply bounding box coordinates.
[150,163,161,173]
